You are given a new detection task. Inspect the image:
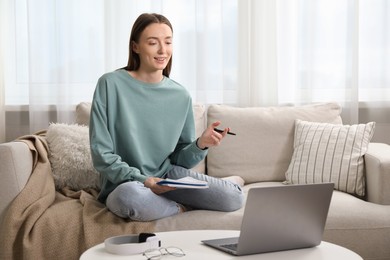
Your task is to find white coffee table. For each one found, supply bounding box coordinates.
[80,230,363,260]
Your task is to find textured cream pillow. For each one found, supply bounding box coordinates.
[207,103,343,183]
[285,120,375,197]
[46,123,100,190]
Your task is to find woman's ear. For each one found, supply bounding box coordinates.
[131,41,139,54]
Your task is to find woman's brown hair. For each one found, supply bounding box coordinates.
[123,13,173,77]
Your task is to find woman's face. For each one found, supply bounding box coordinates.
[132,23,173,74]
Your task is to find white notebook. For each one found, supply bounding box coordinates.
[157,177,209,189]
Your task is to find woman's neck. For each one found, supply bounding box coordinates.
[128,70,164,83]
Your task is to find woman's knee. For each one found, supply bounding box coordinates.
[221,191,245,212]
[106,182,144,218]
[106,181,179,221]
[110,182,143,203]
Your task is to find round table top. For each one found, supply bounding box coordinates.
[80,230,362,260]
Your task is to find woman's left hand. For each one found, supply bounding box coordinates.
[144,177,176,194]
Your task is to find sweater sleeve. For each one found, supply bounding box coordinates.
[89,77,148,185]
[169,100,208,169]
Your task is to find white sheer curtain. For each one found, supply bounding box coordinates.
[1,0,390,143]
[238,0,390,126]
[0,0,8,143]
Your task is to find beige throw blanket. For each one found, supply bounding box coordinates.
[0,133,155,260]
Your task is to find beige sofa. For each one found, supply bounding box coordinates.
[1,102,389,260]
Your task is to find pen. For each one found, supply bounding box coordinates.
[214,128,236,136]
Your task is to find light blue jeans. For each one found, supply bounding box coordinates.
[106,166,244,221]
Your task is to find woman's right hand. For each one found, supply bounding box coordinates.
[144,177,176,194]
[197,121,229,149]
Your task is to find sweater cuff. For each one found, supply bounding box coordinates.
[193,140,209,158]
[196,138,208,150]
[134,174,148,183]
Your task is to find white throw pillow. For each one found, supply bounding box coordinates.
[285,120,375,197]
[46,123,100,190]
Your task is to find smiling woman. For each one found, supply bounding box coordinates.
[88,12,244,222]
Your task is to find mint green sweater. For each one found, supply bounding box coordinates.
[89,69,208,203]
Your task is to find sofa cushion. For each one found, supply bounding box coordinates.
[206,103,342,183]
[75,102,207,174]
[75,102,91,126]
[285,120,375,197]
[191,104,207,173]
[46,123,100,190]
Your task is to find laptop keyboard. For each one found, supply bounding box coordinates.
[221,243,238,251]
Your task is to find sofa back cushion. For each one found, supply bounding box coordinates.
[75,102,92,126]
[75,102,207,174]
[206,103,342,184]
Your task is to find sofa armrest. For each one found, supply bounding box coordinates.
[0,141,33,223]
[365,142,390,205]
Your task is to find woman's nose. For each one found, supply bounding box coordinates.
[158,43,165,53]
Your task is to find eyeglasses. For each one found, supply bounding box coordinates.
[143,247,185,260]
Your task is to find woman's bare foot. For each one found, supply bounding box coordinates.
[178,203,191,213]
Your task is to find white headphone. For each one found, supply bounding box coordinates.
[104,233,161,255]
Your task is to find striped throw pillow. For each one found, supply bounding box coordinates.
[285,120,375,197]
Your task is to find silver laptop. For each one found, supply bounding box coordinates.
[202,183,334,256]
